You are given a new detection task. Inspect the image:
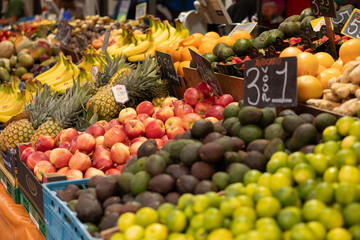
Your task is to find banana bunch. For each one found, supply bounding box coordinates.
[0,83,26,123]
[78,47,105,73]
[34,53,81,93]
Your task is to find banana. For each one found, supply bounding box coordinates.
[45,65,74,86]
[35,54,67,82]
[0,114,12,123]
[53,67,80,88]
[0,93,25,116]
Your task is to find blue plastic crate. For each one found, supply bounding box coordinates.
[43,178,102,240]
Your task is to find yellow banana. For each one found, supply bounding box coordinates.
[46,65,74,86]
[0,114,12,123]
[53,67,80,88]
[0,94,25,116]
[35,54,67,82]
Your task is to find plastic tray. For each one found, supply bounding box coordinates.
[0,163,20,203]
[43,178,101,240]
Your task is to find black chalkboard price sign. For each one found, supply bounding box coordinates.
[155,50,180,86]
[341,9,360,39]
[310,0,336,18]
[55,22,73,46]
[331,8,352,28]
[244,56,298,108]
[189,49,222,95]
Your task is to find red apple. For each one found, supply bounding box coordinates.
[27,151,49,171]
[93,145,110,160]
[84,167,105,178]
[161,135,169,144]
[45,150,52,159]
[131,136,148,144]
[155,107,174,123]
[183,113,201,130]
[50,148,73,168]
[137,113,149,122]
[96,136,105,146]
[228,102,238,106]
[57,167,69,174]
[166,125,186,139]
[122,114,139,125]
[55,130,62,144]
[174,100,185,108]
[58,141,71,150]
[136,101,155,116]
[143,117,156,127]
[104,126,126,148]
[145,119,166,139]
[104,119,121,132]
[124,119,145,139]
[118,107,137,123]
[152,107,160,118]
[194,102,212,118]
[64,169,83,180]
[154,138,165,148]
[204,96,216,105]
[165,117,183,130]
[215,94,234,107]
[21,147,35,162]
[110,143,130,164]
[196,82,213,98]
[105,168,121,175]
[69,135,79,154]
[69,151,92,172]
[205,117,219,124]
[34,161,56,182]
[162,97,179,108]
[184,87,204,106]
[115,164,125,172]
[34,135,55,152]
[85,124,106,137]
[76,133,96,154]
[59,128,79,144]
[92,157,113,172]
[96,120,108,127]
[174,103,194,118]
[129,138,147,156]
[205,105,224,120]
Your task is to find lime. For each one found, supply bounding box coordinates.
[225,183,246,197]
[110,232,126,240]
[203,207,224,231]
[297,179,318,201]
[135,207,158,227]
[205,191,221,208]
[275,186,299,207]
[203,53,217,63]
[167,210,187,232]
[341,135,359,149]
[276,167,293,180]
[326,228,352,240]
[118,212,136,232]
[235,234,247,240]
[323,167,339,183]
[283,230,291,240]
[338,165,360,183]
[335,148,357,166]
[237,195,254,207]
[255,217,278,229]
[220,197,241,217]
[289,223,316,240]
[245,230,266,240]
[256,196,281,218]
[336,116,355,136]
[124,225,144,240]
[301,199,327,221]
[314,143,324,154]
[178,193,194,211]
[233,206,257,223]
[343,203,360,226]
[168,233,188,240]
[193,228,207,240]
[192,195,211,213]
[292,163,316,184]
[306,153,329,175]
[323,126,341,142]
[257,224,283,240]
[190,213,204,230]
[231,218,253,235]
[184,205,194,220]
[257,172,272,188]
[270,172,292,193]
[314,182,334,205]
[157,203,176,224]
[277,206,302,230]
[243,170,262,185]
[207,228,233,240]
[253,186,273,202]
[233,38,252,56]
[349,120,360,138]
[266,151,288,173]
[306,221,326,240]
[245,183,258,198]
[319,208,344,230]
[349,224,360,240]
[288,152,307,169]
[335,182,356,205]
[351,141,360,162]
[144,223,168,240]
[223,217,232,229]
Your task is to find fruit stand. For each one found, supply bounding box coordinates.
[1,1,360,240]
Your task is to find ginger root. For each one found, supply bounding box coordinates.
[330,83,360,99]
[306,99,341,111]
[339,60,360,83]
[333,98,360,116]
[323,89,341,102]
[349,64,360,84]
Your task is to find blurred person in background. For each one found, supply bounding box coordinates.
[227,0,257,23]
[0,0,27,25]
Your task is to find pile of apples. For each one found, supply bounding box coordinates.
[19,82,237,182]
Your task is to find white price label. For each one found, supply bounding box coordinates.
[91,65,99,83]
[1,178,6,191]
[29,212,39,230]
[111,85,129,104]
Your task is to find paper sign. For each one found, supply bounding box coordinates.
[341,8,360,39]
[243,56,298,108]
[101,28,111,53]
[55,22,73,46]
[228,22,257,36]
[112,85,129,104]
[331,8,352,27]
[310,0,336,18]
[136,2,147,20]
[311,17,334,31]
[91,65,99,83]
[155,51,180,86]
[117,0,131,22]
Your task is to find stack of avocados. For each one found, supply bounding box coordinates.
[278,8,316,38]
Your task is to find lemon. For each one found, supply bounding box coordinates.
[256,196,281,218]
[276,167,293,180]
[343,202,360,226]
[207,228,233,240]
[190,213,204,230]
[275,186,299,207]
[177,194,194,211]
[237,195,254,207]
[319,208,344,230]
[289,223,316,240]
[341,135,359,149]
[293,163,316,184]
[157,203,176,224]
[326,228,352,240]
[243,170,262,185]
[233,206,257,223]
[335,148,357,166]
[277,206,302,230]
[314,182,334,205]
[225,183,246,197]
[307,153,329,175]
[253,186,272,202]
[349,120,360,138]
[203,207,224,231]
[245,183,258,199]
[307,221,326,240]
[192,195,211,213]
[205,191,221,208]
[245,230,266,240]
[323,167,339,183]
[336,116,355,136]
[230,218,253,235]
[257,224,283,240]
[269,172,292,193]
[338,165,360,183]
[125,225,144,240]
[301,199,327,221]
[166,210,187,232]
[349,224,360,240]
[118,212,136,232]
[110,233,126,240]
[135,207,158,227]
[314,143,324,154]
[257,172,272,188]
[144,223,168,240]
[266,151,288,173]
[220,197,241,217]
[335,182,357,205]
[323,126,341,142]
[288,152,307,169]
[255,217,278,229]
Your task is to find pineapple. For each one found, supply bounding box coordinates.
[0,119,34,152]
[152,96,167,108]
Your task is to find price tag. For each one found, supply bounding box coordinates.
[91,65,99,83]
[155,51,180,86]
[244,56,298,108]
[341,9,360,39]
[101,28,111,53]
[189,49,222,95]
[310,0,336,18]
[111,85,129,104]
[331,8,352,27]
[55,22,73,46]
[311,17,334,31]
[228,22,258,36]
[135,2,147,20]
[117,0,131,22]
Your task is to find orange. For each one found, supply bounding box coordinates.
[342,60,355,74]
[297,75,323,102]
[174,61,180,75]
[198,40,217,54]
[232,30,252,40]
[155,42,169,53]
[181,46,199,62]
[317,64,327,75]
[296,52,319,76]
[178,61,191,77]
[169,46,183,63]
[216,36,236,46]
[280,47,302,58]
[317,68,341,90]
[204,31,220,39]
[331,59,343,71]
[167,40,181,54]
[314,52,335,68]
[182,36,203,48]
[339,39,360,64]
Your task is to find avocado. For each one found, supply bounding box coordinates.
[165,192,180,205]
[290,123,318,150]
[243,151,267,171]
[233,38,253,56]
[191,119,214,139]
[56,190,77,202]
[157,150,173,166]
[162,140,175,152]
[230,121,242,137]
[119,201,142,214]
[146,154,167,176]
[86,222,99,233]
[77,188,96,199]
[87,175,104,188]
[199,142,225,163]
[64,184,80,194]
[170,139,195,161]
[176,175,199,194]
[282,115,306,135]
[259,31,270,39]
[215,136,236,152]
[67,199,78,212]
[211,172,230,190]
[300,8,315,21]
[137,139,158,158]
[224,151,243,166]
[135,191,165,209]
[264,138,285,159]
[223,117,240,135]
[103,196,122,209]
[266,30,285,45]
[299,145,316,154]
[148,174,175,194]
[180,142,202,166]
[214,121,227,134]
[252,37,268,49]
[264,123,286,141]
[279,22,301,37]
[258,107,276,128]
[238,106,263,125]
[165,164,190,179]
[223,105,240,120]
[191,161,216,180]
[278,109,297,117]
[213,42,229,56]
[122,157,138,173]
[130,171,151,195]
[227,163,250,183]
[217,47,235,62]
[314,113,337,132]
[238,124,263,144]
[117,172,134,194]
[96,177,118,202]
[300,16,316,30]
[231,137,246,151]
[275,116,284,125]
[75,198,103,223]
[194,180,217,195]
[299,113,315,124]
[122,194,134,203]
[203,132,224,144]
[104,203,123,216]
[99,212,120,231]
[130,156,148,174]
[246,139,270,153]
[284,15,301,22]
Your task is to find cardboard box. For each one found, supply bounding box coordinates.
[0,148,18,185]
